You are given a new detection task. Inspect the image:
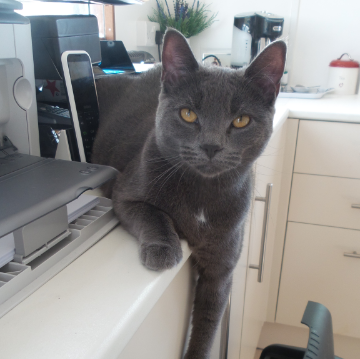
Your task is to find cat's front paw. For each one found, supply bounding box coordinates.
[140,241,183,271]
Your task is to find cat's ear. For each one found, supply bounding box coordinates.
[161,28,199,86]
[244,41,286,104]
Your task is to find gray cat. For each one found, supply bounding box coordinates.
[92,29,286,359]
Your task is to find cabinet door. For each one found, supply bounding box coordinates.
[289,173,360,230]
[277,222,360,339]
[294,120,360,179]
[239,122,288,359]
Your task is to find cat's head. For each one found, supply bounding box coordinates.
[155,29,286,178]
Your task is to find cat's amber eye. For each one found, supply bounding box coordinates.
[232,115,250,128]
[180,108,198,123]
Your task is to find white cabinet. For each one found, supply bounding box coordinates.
[289,173,360,230]
[118,258,193,359]
[294,120,360,179]
[277,222,360,339]
[275,120,360,341]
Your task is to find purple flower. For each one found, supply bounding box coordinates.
[156,0,167,18]
[164,0,171,17]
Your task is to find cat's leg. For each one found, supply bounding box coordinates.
[184,242,240,359]
[185,273,232,359]
[113,198,183,271]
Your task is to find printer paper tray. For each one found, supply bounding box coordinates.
[0,197,118,319]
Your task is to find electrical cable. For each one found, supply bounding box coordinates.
[155,31,163,62]
[158,44,161,62]
[202,55,222,66]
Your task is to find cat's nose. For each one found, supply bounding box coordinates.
[200,144,223,159]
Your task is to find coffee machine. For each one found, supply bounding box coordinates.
[230,11,284,68]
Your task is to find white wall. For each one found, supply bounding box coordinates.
[290,0,360,87]
[114,0,360,89]
[114,0,298,64]
[115,0,160,61]
[188,0,298,64]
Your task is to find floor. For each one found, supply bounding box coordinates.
[253,349,262,359]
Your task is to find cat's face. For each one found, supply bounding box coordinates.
[156,66,275,177]
[155,29,286,178]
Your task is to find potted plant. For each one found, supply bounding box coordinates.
[148,0,217,39]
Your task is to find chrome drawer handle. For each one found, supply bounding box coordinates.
[249,183,273,283]
[351,204,360,209]
[344,251,360,258]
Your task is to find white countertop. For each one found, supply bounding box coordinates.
[0,94,359,358]
[0,226,191,359]
[273,94,360,134]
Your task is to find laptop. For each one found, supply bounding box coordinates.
[99,41,136,75]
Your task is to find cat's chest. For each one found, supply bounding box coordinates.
[186,197,223,224]
[162,181,248,239]
[140,160,252,239]
[194,208,207,224]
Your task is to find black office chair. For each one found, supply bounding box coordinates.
[260,301,342,359]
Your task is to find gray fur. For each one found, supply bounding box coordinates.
[92,29,286,359]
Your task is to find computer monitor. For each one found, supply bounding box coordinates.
[99,41,136,74]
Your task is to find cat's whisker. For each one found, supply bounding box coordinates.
[182,150,197,155]
[176,165,189,192]
[106,144,123,153]
[147,161,182,187]
[146,154,181,163]
[147,159,180,168]
[258,153,280,157]
[143,161,183,203]
[223,161,238,167]
[153,162,183,204]
[223,161,237,168]
[256,164,283,174]
[182,155,197,160]
[253,184,263,198]
[148,160,176,173]
[229,168,238,184]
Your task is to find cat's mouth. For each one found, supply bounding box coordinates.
[194,163,222,176]
[191,160,236,177]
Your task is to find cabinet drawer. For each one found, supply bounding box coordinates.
[294,121,360,179]
[277,222,360,338]
[288,173,360,230]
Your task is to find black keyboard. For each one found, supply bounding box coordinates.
[37,103,72,127]
[37,103,99,163]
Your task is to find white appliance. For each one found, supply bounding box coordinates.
[230,24,252,67]
[0,0,39,155]
[328,53,359,95]
[230,12,284,68]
